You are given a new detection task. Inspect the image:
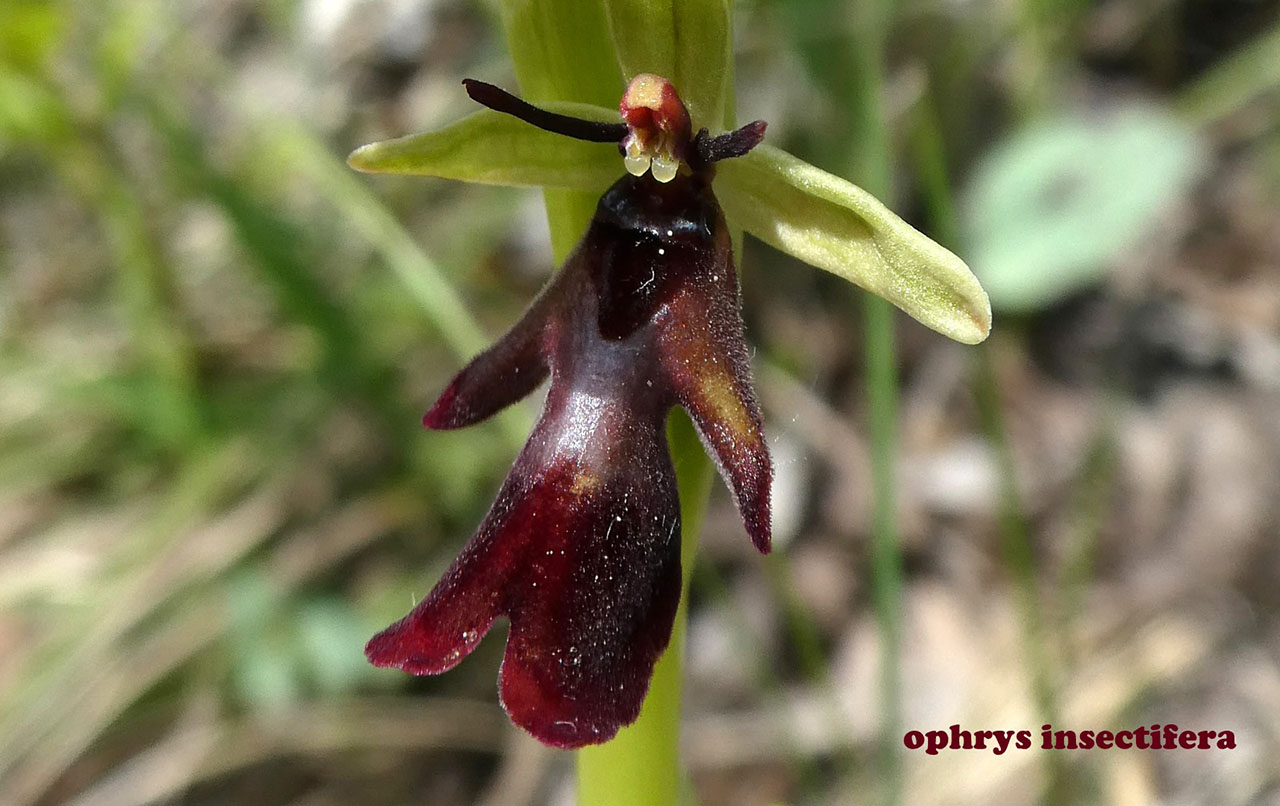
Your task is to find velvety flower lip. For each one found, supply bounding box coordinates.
[366,76,771,748]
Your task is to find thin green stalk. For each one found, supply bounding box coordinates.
[864,294,902,803]
[780,2,902,796]
[846,2,902,803]
[576,411,713,806]
[911,91,1067,804]
[972,345,1067,805]
[1054,423,1114,659]
[1176,20,1280,126]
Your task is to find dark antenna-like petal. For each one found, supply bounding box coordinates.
[463,79,628,144]
[694,120,768,165]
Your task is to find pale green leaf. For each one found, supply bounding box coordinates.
[673,0,732,129]
[963,107,1204,313]
[605,0,675,86]
[499,0,622,107]
[717,145,991,344]
[347,105,619,191]
[604,0,732,128]
[500,0,624,260]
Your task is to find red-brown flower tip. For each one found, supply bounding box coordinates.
[373,168,771,747]
[619,73,692,183]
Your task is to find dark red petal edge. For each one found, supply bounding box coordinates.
[656,226,773,554]
[422,281,560,430]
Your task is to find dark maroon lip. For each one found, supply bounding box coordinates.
[369,77,772,748]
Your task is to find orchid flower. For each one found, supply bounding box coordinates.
[349,2,988,753]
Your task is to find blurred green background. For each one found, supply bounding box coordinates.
[2,0,1279,804]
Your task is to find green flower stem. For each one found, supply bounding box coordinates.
[846,2,903,804]
[577,411,713,806]
[864,295,902,804]
[910,89,1071,803]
